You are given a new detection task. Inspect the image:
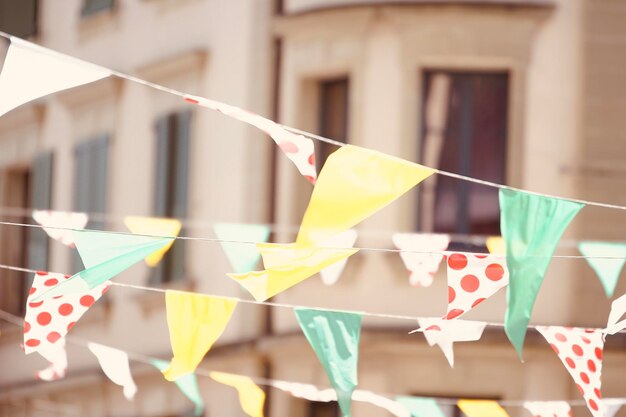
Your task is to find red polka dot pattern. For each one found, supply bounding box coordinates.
[446,252,509,320]
[524,401,572,417]
[537,326,605,417]
[392,233,449,287]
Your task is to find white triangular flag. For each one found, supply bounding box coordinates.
[603,399,626,417]
[523,401,571,417]
[32,210,89,248]
[36,338,67,381]
[392,233,449,287]
[88,342,137,400]
[0,37,110,117]
[605,293,626,335]
[319,229,358,285]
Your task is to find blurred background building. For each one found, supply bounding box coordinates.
[0,0,625,416]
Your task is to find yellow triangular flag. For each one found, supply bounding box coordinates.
[228,243,358,301]
[458,400,509,417]
[210,372,265,417]
[163,291,237,381]
[296,145,434,246]
[486,236,506,255]
[124,216,182,267]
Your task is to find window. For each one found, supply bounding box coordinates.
[0,0,37,38]
[316,78,349,172]
[27,151,53,272]
[152,111,191,284]
[419,70,508,237]
[81,0,114,17]
[72,135,109,272]
[309,402,339,417]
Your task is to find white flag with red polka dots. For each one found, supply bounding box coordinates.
[35,338,67,381]
[523,401,571,417]
[392,233,450,287]
[24,271,110,355]
[32,210,88,248]
[446,252,509,320]
[536,326,605,417]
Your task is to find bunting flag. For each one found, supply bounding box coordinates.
[0,37,110,117]
[152,359,204,417]
[458,400,509,417]
[391,233,449,287]
[578,241,626,298]
[228,243,357,301]
[446,253,509,320]
[499,189,584,358]
[605,293,626,335]
[32,230,175,300]
[296,145,434,247]
[213,223,271,274]
[163,291,237,381]
[536,326,605,417]
[412,318,487,367]
[87,342,138,400]
[603,399,626,417]
[486,236,506,255]
[123,216,182,267]
[319,230,358,285]
[294,308,363,417]
[395,396,446,417]
[523,401,571,417]
[184,94,317,183]
[24,271,110,355]
[35,338,68,381]
[32,210,89,248]
[210,372,265,417]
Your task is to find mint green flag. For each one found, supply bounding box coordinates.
[500,189,584,359]
[152,359,204,416]
[34,230,174,301]
[294,308,363,417]
[396,396,446,417]
[214,223,271,273]
[578,241,626,298]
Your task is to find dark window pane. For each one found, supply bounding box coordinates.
[419,71,508,237]
[316,78,349,171]
[309,401,339,417]
[81,0,114,17]
[27,151,53,273]
[0,0,37,38]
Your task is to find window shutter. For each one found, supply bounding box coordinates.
[27,151,53,272]
[72,141,91,273]
[81,0,114,17]
[152,117,171,284]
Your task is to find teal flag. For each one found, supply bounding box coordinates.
[396,396,446,417]
[214,223,271,273]
[152,359,205,416]
[579,241,626,298]
[34,230,174,301]
[500,189,584,358]
[294,308,363,417]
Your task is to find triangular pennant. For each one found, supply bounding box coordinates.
[486,236,506,255]
[536,326,604,417]
[458,400,509,417]
[32,210,89,248]
[445,252,509,319]
[578,241,626,298]
[606,293,626,335]
[88,342,138,400]
[499,189,584,358]
[163,291,237,381]
[35,338,67,381]
[33,230,175,300]
[392,233,449,287]
[24,272,110,354]
[294,308,363,417]
[395,396,446,417]
[124,216,182,267]
[603,399,626,417]
[523,401,571,417]
[296,145,434,246]
[152,360,204,417]
[228,243,357,301]
[213,223,271,274]
[319,230,358,285]
[0,37,110,117]
[210,372,265,417]
[184,95,317,183]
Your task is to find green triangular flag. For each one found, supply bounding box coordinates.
[152,359,205,417]
[214,223,271,273]
[396,396,446,417]
[294,308,363,417]
[579,241,626,298]
[34,230,174,300]
[500,189,584,359]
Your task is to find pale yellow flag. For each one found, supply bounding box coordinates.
[163,291,237,381]
[228,243,358,301]
[296,145,434,246]
[458,400,510,417]
[486,236,506,255]
[124,216,182,267]
[210,372,265,417]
